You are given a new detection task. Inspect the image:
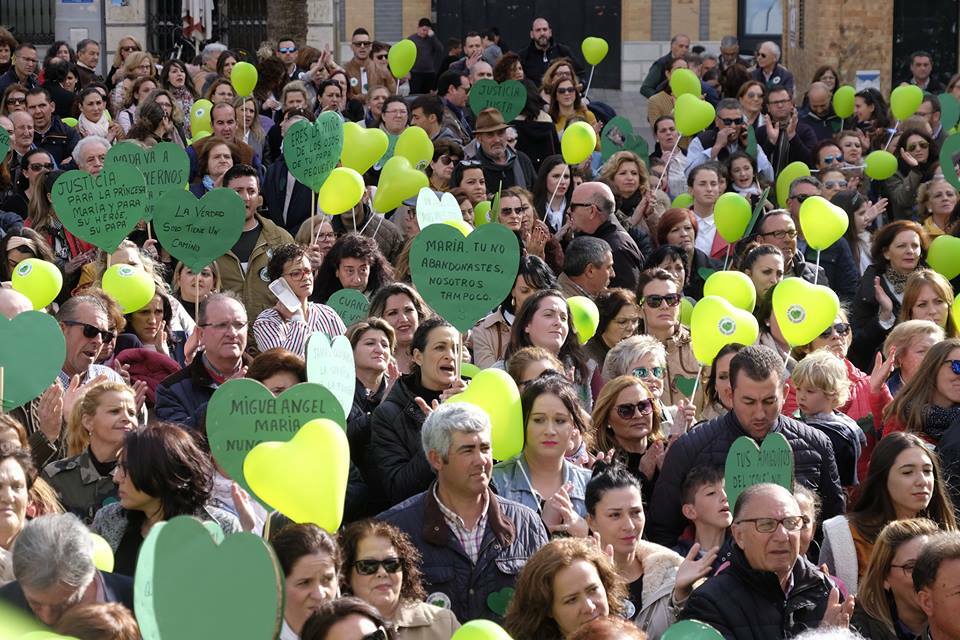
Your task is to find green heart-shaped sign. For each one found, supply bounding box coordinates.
[105,142,189,221]
[941,93,960,132]
[205,379,345,501]
[0,311,66,412]
[135,516,283,640]
[306,332,355,419]
[468,79,526,123]
[153,188,246,272]
[327,288,370,326]
[939,133,960,192]
[410,223,521,332]
[51,164,147,252]
[600,116,649,163]
[772,277,840,347]
[724,432,794,508]
[283,112,344,191]
[486,587,515,617]
[689,296,759,365]
[927,235,960,280]
[416,188,462,229]
[673,375,698,399]
[0,128,9,164]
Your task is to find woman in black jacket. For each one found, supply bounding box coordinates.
[344,319,394,478]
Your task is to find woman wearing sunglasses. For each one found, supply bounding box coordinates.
[820,433,956,596]
[883,129,939,222]
[884,338,960,447]
[548,79,599,139]
[338,520,459,640]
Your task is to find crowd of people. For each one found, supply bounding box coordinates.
[2,15,960,640]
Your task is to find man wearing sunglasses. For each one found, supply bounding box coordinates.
[755,210,825,286]
[276,37,303,81]
[749,41,795,94]
[681,483,852,635]
[648,345,844,547]
[437,70,472,145]
[685,98,774,182]
[568,181,643,291]
[380,403,548,624]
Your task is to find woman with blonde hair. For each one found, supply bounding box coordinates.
[915,175,958,239]
[598,151,668,243]
[897,268,957,338]
[111,50,155,113]
[884,338,960,443]
[851,517,939,640]
[882,319,945,395]
[235,95,266,158]
[107,36,142,88]
[505,538,626,640]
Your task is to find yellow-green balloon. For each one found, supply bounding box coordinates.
[703,270,756,312]
[395,126,434,171]
[672,192,694,208]
[832,85,855,119]
[674,94,715,136]
[318,167,365,214]
[373,156,429,212]
[62,117,78,128]
[11,258,62,309]
[230,61,258,97]
[91,532,115,572]
[452,620,514,640]
[799,195,848,250]
[775,161,811,208]
[342,122,389,174]
[581,37,609,66]
[568,295,600,343]
[190,99,213,135]
[714,192,752,242]
[690,296,759,365]
[102,264,156,313]
[864,150,898,180]
[473,200,492,226]
[772,277,840,346]
[388,39,417,79]
[680,296,694,327]
[443,218,474,236]
[561,121,597,164]
[670,68,702,98]
[448,368,522,461]
[927,235,960,280]
[890,84,923,121]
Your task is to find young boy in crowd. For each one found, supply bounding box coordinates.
[674,465,732,573]
[793,350,865,491]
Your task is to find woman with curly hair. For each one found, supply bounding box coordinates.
[493,52,525,83]
[339,519,460,639]
[312,233,394,304]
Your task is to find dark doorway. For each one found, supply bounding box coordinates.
[892,0,958,88]
[437,0,622,89]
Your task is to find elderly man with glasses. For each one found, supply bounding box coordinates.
[750,41,795,94]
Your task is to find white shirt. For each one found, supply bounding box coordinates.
[695,213,717,255]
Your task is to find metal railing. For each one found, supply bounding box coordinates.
[2,0,56,45]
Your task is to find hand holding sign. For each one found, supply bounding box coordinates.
[283,112,344,191]
[306,332,355,418]
[724,433,794,508]
[105,142,189,221]
[153,188,246,272]
[52,164,147,252]
[0,311,66,412]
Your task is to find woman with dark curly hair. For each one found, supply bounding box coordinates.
[313,233,394,304]
[339,519,460,639]
[493,52,525,83]
[91,422,240,576]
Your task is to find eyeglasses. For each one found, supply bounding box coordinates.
[641,293,681,308]
[374,54,388,60]
[383,109,407,116]
[756,52,769,59]
[499,205,529,217]
[199,320,248,332]
[633,366,666,380]
[557,87,577,95]
[615,400,654,419]
[736,515,809,533]
[354,558,403,575]
[818,322,851,339]
[744,92,763,99]
[891,562,917,576]
[28,163,53,171]
[821,155,842,165]
[823,180,848,189]
[436,154,459,165]
[719,117,742,126]
[283,268,312,280]
[569,201,595,211]
[61,320,116,342]
[768,98,792,107]
[907,141,930,152]
[278,46,298,53]
[120,46,139,52]
[352,41,372,48]
[5,96,25,105]
[789,193,814,203]
[760,228,798,239]
[458,159,482,168]
[362,627,389,640]
[944,359,960,375]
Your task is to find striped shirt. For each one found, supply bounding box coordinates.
[252,302,346,357]
[433,484,489,564]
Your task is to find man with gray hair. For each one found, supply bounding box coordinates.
[0,513,133,625]
[380,402,548,624]
[568,181,643,291]
[558,236,614,300]
[192,42,227,93]
[751,40,795,94]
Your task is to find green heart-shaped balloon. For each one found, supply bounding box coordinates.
[890,84,923,121]
[0,311,66,412]
[153,188,245,272]
[51,164,147,252]
[306,332,355,419]
[135,516,283,640]
[373,156,429,212]
[244,418,350,529]
[724,432,794,508]
[395,125,433,172]
[669,68,701,98]
[448,368,522,460]
[468,79,527,123]
[388,39,417,78]
[105,142,189,221]
[690,296,759,365]
[864,150,898,180]
[703,270,756,312]
[674,94,715,137]
[416,188,462,229]
[342,121,389,174]
[672,192,694,208]
[799,195,848,250]
[453,620,514,640]
[568,295,599,343]
[939,133,960,192]
[205,379,344,502]
[581,37,609,65]
[326,288,370,325]
[775,161,811,208]
[600,116,649,163]
[832,85,856,119]
[473,200,492,225]
[772,277,840,346]
[927,235,960,280]
[410,222,520,332]
[714,192,752,242]
[283,112,344,191]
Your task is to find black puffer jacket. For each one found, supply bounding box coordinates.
[647,411,844,546]
[367,373,441,506]
[680,544,838,639]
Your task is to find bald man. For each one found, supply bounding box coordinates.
[568,181,643,291]
[799,81,841,141]
[0,288,32,319]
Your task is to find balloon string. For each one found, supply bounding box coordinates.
[0,366,5,415]
[689,365,703,404]
[722,244,732,271]
[584,66,596,99]
[242,97,247,141]
[884,121,899,151]
[310,190,316,243]
[813,250,822,285]
[654,137,681,195]
[195,277,199,320]
[106,253,111,268]
[546,165,569,223]
[146,220,153,242]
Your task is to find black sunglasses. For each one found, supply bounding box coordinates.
[354,558,403,575]
[642,293,682,308]
[616,400,654,419]
[790,193,814,203]
[719,117,742,126]
[61,320,116,342]
[362,627,389,640]
[818,322,851,339]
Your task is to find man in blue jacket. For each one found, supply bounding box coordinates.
[379,403,548,624]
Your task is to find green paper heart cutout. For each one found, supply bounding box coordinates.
[153,188,246,272]
[724,432,794,508]
[696,267,716,281]
[939,133,960,192]
[105,142,189,221]
[417,188,462,229]
[284,112,344,191]
[673,375,698,399]
[51,164,147,252]
[486,587,515,616]
[410,223,521,332]
[927,235,960,280]
[469,79,526,123]
[941,93,960,132]
[135,516,283,640]
[306,332,355,419]
[0,128,8,164]
[662,620,726,640]
[205,379,345,501]
[600,116,649,164]
[327,288,370,326]
[0,311,66,412]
